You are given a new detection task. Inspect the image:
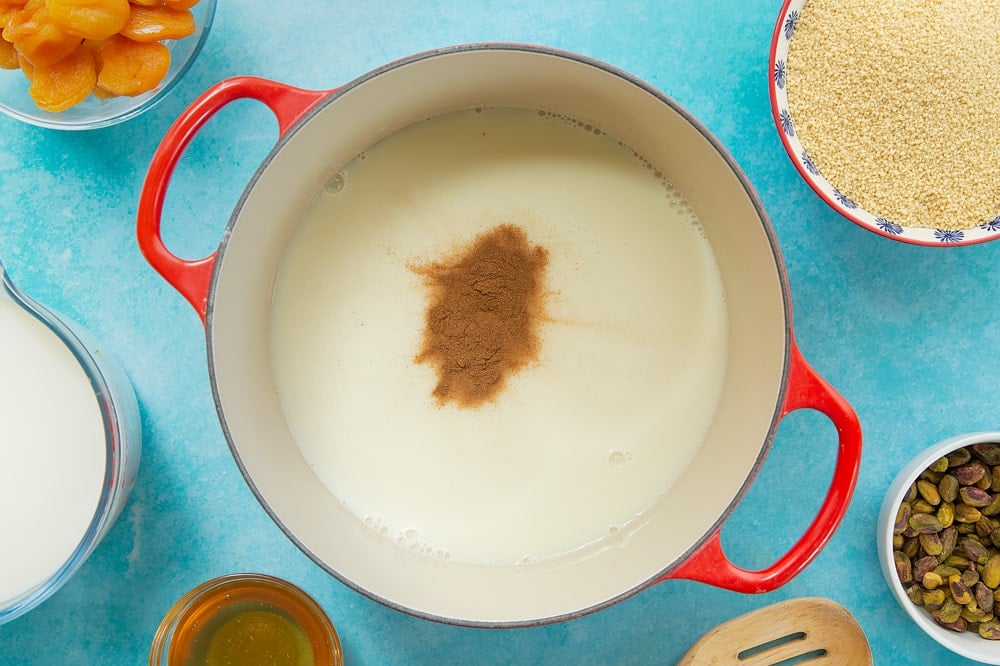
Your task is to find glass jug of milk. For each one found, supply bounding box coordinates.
[0,262,140,625]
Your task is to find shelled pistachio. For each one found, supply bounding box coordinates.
[893,444,1000,639]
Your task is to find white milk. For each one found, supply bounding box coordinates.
[0,294,105,605]
[270,108,728,565]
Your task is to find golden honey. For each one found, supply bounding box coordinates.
[149,574,342,666]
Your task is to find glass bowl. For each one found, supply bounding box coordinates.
[149,573,344,666]
[878,431,1000,664]
[0,264,141,626]
[0,0,216,130]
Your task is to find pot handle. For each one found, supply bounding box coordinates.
[137,76,331,324]
[658,340,862,593]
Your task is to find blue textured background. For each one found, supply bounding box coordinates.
[1,1,998,664]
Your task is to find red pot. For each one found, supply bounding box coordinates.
[138,44,862,627]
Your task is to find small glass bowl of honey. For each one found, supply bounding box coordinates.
[149,573,343,666]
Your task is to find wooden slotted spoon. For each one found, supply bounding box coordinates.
[677,597,873,665]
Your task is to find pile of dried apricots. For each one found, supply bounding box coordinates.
[0,0,201,112]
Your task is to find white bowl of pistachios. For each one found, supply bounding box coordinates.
[879,432,1000,664]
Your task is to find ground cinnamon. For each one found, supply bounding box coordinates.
[412,224,549,408]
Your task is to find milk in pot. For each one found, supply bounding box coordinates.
[270,108,728,565]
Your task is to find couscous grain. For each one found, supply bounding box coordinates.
[786,0,1000,231]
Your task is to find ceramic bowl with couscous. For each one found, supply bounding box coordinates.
[769,0,1000,246]
[0,0,216,130]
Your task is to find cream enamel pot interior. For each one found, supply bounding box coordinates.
[137,44,862,627]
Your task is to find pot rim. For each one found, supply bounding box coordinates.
[202,42,794,627]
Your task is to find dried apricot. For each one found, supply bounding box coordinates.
[79,35,105,52]
[4,0,38,19]
[90,82,114,97]
[28,44,95,111]
[0,5,20,40]
[94,33,168,96]
[16,51,32,79]
[127,0,163,6]
[119,4,192,42]
[3,3,81,68]
[0,36,17,68]
[0,4,20,24]
[47,0,131,41]
[162,0,199,9]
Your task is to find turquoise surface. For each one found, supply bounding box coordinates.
[1,1,998,664]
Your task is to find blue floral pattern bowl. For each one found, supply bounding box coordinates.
[768,0,1000,246]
